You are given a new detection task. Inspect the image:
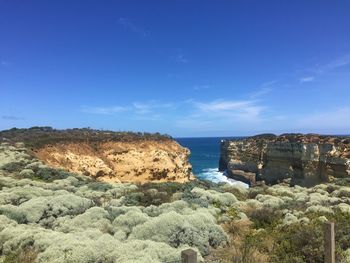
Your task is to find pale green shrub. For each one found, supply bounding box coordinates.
[220,184,249,199]
[314,188,329,196]
[332,187,350,198]
[255,194,284,208]
[294,192,309,203]
[0,204,27,223]
[266,185,296,198]
[24,161,45,170]
[312,183,329,191]
[244,199,263,209]
[75,185,112,200]
[0,185,54,205]
[74,183,137,204]
[129,210,227,255]
[106,183,138,198]
[0,214,17,231]
[171,192,183,201]
[0,222,193,263]
[282,213,299,225]
[16,193,93,223]
[107,239,197,263]
[106,197,125,208]
[191,187,237,206]
[19,168,35,178]
[305,205,333,214]
[306,192,329,206]
[0,224,42,255]
[112,209,149,236]
[341,248,350,263]
[143,200,192,217]
[107,205,142,219]
[299,217,310,224]
[316,215,328,223]
[0,144,32,169]
[49,177,79,192]
[54,207,112,233]
[336,203,350,214]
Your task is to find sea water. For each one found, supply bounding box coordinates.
[176,137,249,188]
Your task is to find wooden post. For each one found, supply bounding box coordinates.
[324,222,335,263]
[181,249,197,263]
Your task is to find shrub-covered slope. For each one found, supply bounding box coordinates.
[1,142,350,262]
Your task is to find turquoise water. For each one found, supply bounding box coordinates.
[176,137,248,187]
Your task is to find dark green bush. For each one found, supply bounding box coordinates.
[2,162,27,173]
[247,207,283,229]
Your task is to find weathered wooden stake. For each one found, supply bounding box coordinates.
[181,248,197,263]
[324,221,335,263]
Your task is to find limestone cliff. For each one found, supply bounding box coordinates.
[33,140,193,183]
[0,127,194,183]
[219,134,350,186]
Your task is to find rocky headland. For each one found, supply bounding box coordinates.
[0,127,194,184]
[220,133,350,186]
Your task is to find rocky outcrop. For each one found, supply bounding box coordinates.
[0,128,194,183]
[34,140,194,183]
[219,134,350,186]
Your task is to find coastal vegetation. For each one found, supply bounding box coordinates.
[0,127,172,149]
[1,142,350,262]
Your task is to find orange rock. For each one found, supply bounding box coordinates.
[34,140,194,184]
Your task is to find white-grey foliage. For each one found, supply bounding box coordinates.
[190,187,238,206]
[129,210,227,255]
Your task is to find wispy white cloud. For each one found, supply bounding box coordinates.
[250,87,272,98]
[175,99,266,131]
[325,54,350,70]
[132,102,153,115]
[310,54,350,75]
[195,100,255,112]
[296,54,350,84]
[249,80,276,99]
[297,107,350,131]
[80,106,129,115]
[176,54,188,63]
[261,80,277,87]
[300,76,315,83]
[118,18,148,37]
[196,99,265,119]
[193,85,210,91]
[132,101,174,115]
[81,101,174,120]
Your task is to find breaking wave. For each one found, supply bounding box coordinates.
[196,168,249,188]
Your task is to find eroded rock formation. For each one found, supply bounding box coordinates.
[34,140,193,183]
[219,134,350,186]
[0,128,194,183]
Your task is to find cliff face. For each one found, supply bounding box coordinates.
[219,134,350,186]
[34,140,194,183]
[0,128,194,183]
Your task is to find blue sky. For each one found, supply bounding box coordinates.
[1,0,350,137]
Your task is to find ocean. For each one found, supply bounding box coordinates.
[175,137,248,188]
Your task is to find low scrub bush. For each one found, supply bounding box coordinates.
[129,210,227,255]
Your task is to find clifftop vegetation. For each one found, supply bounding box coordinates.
[239,133,350,145]
[0,127,172,149]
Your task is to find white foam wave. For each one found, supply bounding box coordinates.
[196,168,249,188]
